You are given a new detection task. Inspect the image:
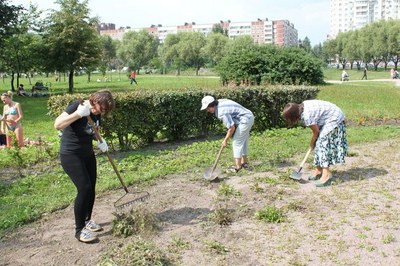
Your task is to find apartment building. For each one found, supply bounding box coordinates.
[98,18,298,47]
[329,0,400,39]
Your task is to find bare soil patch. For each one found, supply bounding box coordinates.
[1,138,400,265]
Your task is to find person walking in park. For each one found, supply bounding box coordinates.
[201,95,254,173]
[1,91,24,147]
[282,100,348,187]
[341,70,349,82]
[362,67,368,80]
[130,69,138,85]
[54,90,115,243]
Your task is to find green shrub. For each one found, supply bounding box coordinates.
[255,205,285,223]
[48,86,318,148]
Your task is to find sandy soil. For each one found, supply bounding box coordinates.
[1,138,400,265]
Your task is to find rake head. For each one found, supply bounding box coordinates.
[114,191,150,211]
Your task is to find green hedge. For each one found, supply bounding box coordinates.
[48,86,319,148]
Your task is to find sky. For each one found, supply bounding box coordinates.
[10,0,330,45]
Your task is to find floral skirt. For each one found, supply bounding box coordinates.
[314,121,348,168]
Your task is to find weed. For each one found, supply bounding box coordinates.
[203,239,229,255]
[208,205,234,226]
[167,236,191,253]
[98,237,173,265]
[217,183,241,198]
[249,182,264,193]
[382,233,395,244]
[112,205,159,237]
[255,205,285,223]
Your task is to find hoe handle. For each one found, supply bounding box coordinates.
[211,145,224,174]
[299,148,312,170]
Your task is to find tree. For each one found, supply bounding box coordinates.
[300,37,312,53]
[212,23,227,36]
[42,0,101,93]
[0,0,22,49]
[177,32,207,76]
[99,35,116,77]
[117,29,158,74]
[388,20,400,70]
[202,32,229,67]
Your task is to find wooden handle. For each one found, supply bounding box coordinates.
[86,115,129,193]
[210,145,224,174]
[299,148,312,168]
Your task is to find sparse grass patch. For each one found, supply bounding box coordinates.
[255,205,285,223]
[381,233,395,244]
[217,183,241,198]
[112,205,159,238]
[203,239,229,255]
[98,237,173,266]
[167,236,191,253]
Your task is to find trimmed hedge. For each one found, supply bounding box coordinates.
[48,86,319,148]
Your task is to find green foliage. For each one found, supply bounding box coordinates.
[217,40,324,85]
[112,206,159,238]
[98,238,173,266]
[208,206,234,226]
[203,239,229,254]
[41,0,101,93]
[47,85,319,148]
[217,183,241,198]
[255,205,285,223]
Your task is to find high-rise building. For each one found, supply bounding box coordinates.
[329,0,400,39]
[98,18,298,47]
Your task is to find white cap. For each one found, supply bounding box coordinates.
[200,95,215,110]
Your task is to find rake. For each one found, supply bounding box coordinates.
[86,115,150,210]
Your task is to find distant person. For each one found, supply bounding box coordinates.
[30,86,38,97]
[1,91,24,147]
[390,68,395,79]
[362,67,368,80]
[395,70,399,79]
[130,70,138,85]
[17,84,28,97]
[341,70,349,82]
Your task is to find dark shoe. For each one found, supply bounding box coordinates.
[314,175,334,187]
[308,173,322,181]
[241,163,249,169]
[226,166,241,173]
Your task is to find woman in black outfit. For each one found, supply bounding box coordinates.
[54,90,115,243]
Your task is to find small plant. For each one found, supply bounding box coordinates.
[208,205,234,226]
[217,183,241,198]
[167,236,191,253]
[250,182,264,193]
[255,205,285,223]
[98,237,173,265]
[203,239,229,255]
[382,233,395,244]
[112,205,159,237]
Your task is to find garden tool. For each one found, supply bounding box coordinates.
[203,145,224,181]
[86,115,150,211]
[290,148,312,180]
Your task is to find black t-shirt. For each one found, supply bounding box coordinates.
[59,100,101,156]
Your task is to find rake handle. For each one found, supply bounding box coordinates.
[86,115,129,193]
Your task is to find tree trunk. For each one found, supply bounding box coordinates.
[68,70,74,94]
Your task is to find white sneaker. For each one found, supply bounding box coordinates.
[85,220,103,232]
[76,228,98,243]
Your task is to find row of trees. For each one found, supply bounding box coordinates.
[1,0,326,93]
[324,19,400,70]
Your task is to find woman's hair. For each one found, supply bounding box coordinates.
[90,90,115,115]
[1,91,13,99]
[282,103,303,126]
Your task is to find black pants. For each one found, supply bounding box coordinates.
[60,153,97,234]
[130,78,137,85]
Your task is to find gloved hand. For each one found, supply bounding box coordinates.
[76,100,91,117]
[97,138,108,152]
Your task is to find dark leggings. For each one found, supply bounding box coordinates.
[60,153,97,234]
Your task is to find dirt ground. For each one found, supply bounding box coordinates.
[1,138,400,265]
